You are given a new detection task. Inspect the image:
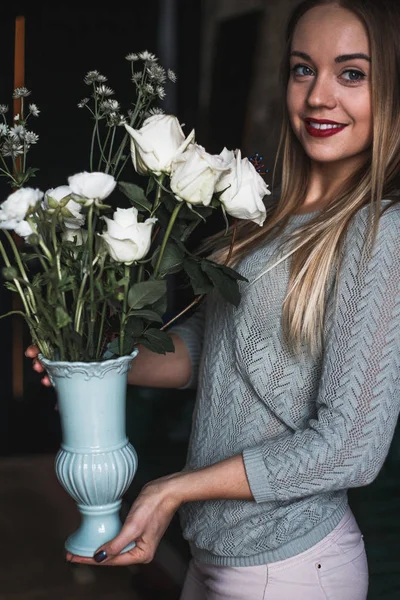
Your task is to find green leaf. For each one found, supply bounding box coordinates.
[139,328,175,354]
[152,294,168,317]
[128,309,163,323]
[125,317,145,339]
[151,241,185,277]
[183,258,213,295]
[128,280,167,309]
[118,181,152,212]
[55,306,72,328]
[200,261,243,307]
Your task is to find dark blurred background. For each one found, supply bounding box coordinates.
[0,1,399,599]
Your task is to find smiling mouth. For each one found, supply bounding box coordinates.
[304,119,347,137]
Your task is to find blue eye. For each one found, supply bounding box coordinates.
[292,64,314,77]
[342,69,365,82]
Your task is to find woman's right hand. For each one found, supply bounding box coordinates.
[25,344,52,387]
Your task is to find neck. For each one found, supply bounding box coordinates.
[299,153,369,213]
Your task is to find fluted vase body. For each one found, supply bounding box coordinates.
[39,351,138,557]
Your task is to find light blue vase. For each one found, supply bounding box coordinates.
[39,350,139,557]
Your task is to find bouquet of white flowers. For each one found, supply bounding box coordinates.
[0,51,270,363]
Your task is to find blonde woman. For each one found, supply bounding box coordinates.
[27,0,400,598]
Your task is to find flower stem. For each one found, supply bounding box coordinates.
[119,264,130,355]
[150,175,164,218]
[154,202,183,278]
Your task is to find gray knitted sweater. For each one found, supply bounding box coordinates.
[170,202,400,567]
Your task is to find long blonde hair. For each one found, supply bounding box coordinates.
[203,0,400,354]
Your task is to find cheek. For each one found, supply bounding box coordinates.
[286,82,299,124]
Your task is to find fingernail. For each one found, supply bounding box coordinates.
[94,550,108,563]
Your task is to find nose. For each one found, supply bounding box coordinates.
[307,73,337,109]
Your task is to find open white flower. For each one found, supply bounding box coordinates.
[67,171,117,203]
[14,220,34,240]
[100,207,157,264]
[125,114,195,176]
[44,185,85,229]
[0,187,43,223]
[215,149,270,225]
[170,143,231,206]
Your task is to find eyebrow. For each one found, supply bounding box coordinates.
[290,51,371,63]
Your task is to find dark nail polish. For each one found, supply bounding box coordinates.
[94,550,108,563]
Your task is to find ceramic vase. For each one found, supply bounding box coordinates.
[39,350,139,557]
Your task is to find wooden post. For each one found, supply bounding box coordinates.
[12,15,26,399]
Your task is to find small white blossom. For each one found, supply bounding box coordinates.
[9,125,25,139]
[96,85,114,97]
[144,83,155,94]
[147,64,166,83]
[167,69,177,83]
[126,53,139,62]
[25,131,39,145]
[84,71,107,84]
[1,140,23,157]
[0,105,8,115]
[138,51,157,62]
[0,124,8,136]
[100,99,120,114]
[13,87,31,99]
[78,98,90,108]
[29,104,40,117]
[14,114,20,121]
[132,72,143,83]
[156,86,166,100]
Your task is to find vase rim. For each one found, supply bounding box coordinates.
[38,348,139,368]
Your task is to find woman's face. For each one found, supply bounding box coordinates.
[287,4,373,170]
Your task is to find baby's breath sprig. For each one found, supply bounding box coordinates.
[0,89,39,188]
[78,52,176,179]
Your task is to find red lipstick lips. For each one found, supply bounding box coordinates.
[304,118,347,138]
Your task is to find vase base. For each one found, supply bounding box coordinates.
[64,500,135,558]
[65,536,136,558]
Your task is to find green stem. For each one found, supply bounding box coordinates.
[86,205,95,355]
[154,202,184,278]
[3,230,37,314]
[150,175,165,218]
[96,300,108,359]
[119,265,130,355]
[0,238,32,316]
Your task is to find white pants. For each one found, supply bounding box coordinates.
[180,506,368,600]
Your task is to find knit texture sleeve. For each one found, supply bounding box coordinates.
[168,300,207,389]
[243,204,400,503]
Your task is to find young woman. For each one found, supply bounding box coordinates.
[27,0,400,598]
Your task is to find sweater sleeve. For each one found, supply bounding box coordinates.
[243,204,400,503]
[168,299,207,389]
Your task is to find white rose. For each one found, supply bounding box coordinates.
[0,187,43,223]
[44,185,85,229]
[170,143,231,206]
[100,207,157,264]
[215,149,270,225]
[125,114,195,176]
[67,172,117,203]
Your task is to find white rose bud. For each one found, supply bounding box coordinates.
[170,143,231,207]
[67,172,117,204]
[44,185,85,229]
[215,149,270,225]
[100,207,157,265]
[0,187,43,223]
[125,114,195,176]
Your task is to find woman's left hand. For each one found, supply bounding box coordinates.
[66,473,183,566]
